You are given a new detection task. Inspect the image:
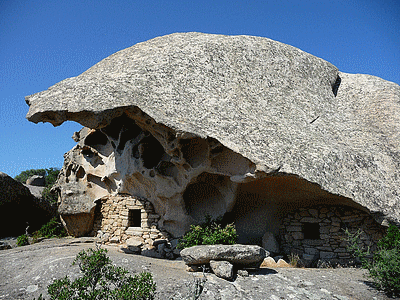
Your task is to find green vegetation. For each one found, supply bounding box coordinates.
[34,247,156,300]
[32,216,67,241]
[345,225,400,297]
[41,186,58,205]
[16,234,29,247]
[15,168,60,204]
[177,215,237,249]
[17,217,67,246]
[14,168,60,187]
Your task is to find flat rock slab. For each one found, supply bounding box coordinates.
[0,238,392,300]
[180,244,268,267]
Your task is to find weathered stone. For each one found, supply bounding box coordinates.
[292,232,304,240]
[109,236,120,243]
[180,244,267,267]
[26,175,46,187]
[262,232,279,255]
[126,237,143,247]
[142,248,163,259]
[287,226,302,232]
[0,241,12,250]
[320,251,336,259]
[210,260,234,280]
[276,259,292,268]
[24,33,400,246]
[186,265,203,272]
[237,269,249,277]
[260,257,277,268]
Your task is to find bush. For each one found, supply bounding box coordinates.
[32,217,67,242]
[34,247,156,300]
[17,234,29,246]
[346,225,400,297]
[177,215,237,249]
[42,187,58,205]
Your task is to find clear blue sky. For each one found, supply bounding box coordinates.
[1,0,399,178]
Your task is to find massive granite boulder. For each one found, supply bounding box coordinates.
[25,33,400,240]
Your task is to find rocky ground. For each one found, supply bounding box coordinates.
[0,237,394,300]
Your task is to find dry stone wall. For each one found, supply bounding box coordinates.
[280,205,386,266]
[92,194,179,259]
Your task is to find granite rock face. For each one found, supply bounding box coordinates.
[25,32,400,240]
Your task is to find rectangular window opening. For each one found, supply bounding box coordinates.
[303,222,320,240]
[128,209,141,227]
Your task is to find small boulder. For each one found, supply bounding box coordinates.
[26,175,46,187]
[276,259,292,268]
[0,241,12,250]
[260,257,277,268]
[180,244,268,267]
[125,237,143,253]
[142,248,163,259]
[210,260,234,280]
[262,232,279,255]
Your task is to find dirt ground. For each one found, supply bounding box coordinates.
[0,237,395,300]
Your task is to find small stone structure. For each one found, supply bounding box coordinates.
[92,194,178,258]
[280,205,386,266]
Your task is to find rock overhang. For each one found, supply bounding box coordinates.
[25,32,400,228]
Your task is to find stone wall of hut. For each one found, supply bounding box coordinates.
[92,194,179,259]
[279,205,386,266]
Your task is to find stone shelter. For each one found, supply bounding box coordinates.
[25,33,400,263]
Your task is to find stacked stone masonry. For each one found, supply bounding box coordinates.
[280,205,386,266]
[92,195,178,259]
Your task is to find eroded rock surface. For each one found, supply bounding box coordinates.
[0,239,392,300]
[25,32,400,245]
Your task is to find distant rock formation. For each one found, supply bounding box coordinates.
[26,175,46,187]
[25,33,400,261]
[0,172,55,237]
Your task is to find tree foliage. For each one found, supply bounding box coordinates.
[14,168,59,187]
[35,247,156,300]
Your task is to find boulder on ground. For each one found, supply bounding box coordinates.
[180,244,268,267]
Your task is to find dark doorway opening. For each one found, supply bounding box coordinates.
[128,209,141,227]
[303,223,320,240]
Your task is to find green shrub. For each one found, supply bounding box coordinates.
[345,225,400,297]
[32,216,67,241]
[177,215,237,249]
[378,224,400,250]
[34,247,156,300]
[17,234,29,246]
[42,187,58,205]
